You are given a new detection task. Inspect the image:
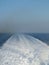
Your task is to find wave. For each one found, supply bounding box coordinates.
[0,33,49,65]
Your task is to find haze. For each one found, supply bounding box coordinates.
[0,0,49,33]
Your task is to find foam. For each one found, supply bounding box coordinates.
[0,34,49,65]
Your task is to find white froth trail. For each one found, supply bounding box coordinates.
[0,34,49,65]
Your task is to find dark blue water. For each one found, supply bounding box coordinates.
[29,33,49,45]
[0,33,12,47]
[0,33,49,47]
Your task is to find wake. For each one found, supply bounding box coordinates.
[0,33,49,65]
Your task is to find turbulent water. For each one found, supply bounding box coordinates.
[0,33,49,65]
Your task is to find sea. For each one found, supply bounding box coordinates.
[0,33,49,47]
[0,33,49,65]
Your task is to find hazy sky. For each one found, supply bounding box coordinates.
[0,0,49,33]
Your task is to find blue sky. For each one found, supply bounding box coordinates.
[0,0,49,33]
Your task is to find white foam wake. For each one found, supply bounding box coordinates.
[0,34,49,65]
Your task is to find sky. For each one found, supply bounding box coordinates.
[0,0,49,33]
